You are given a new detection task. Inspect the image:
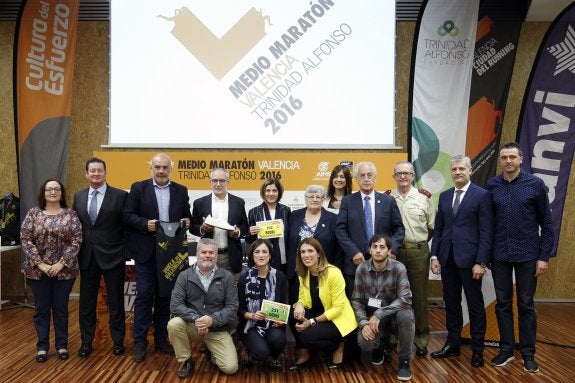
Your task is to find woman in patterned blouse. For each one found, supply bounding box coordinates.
[20,178,82,363]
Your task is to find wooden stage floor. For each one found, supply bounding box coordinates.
[0,300,574,382]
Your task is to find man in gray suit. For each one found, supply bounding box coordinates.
[73,157,127,357]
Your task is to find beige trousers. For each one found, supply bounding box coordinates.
[167,316,238,375]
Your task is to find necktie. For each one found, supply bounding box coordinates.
[89,189,98,224]
[453,189,463,215]
[364,196,373,252]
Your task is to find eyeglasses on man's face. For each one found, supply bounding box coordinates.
[393,172,414,177]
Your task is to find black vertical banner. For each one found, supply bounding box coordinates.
[467,0,529,186]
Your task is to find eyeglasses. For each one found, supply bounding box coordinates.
[45,187,62,193]
[305,195,323,200]
[210,179,228,184]
[393,172,414,177]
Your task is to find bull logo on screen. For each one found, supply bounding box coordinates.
[159,6,269,80]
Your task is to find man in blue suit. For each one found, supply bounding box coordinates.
[336,161,405,298]
[123,153,192,363]
[430,155,493,368]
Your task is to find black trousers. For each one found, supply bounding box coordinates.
[289,313,342,355]
[242,326,287,360]
[79,254,126,345]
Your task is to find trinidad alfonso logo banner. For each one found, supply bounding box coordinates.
[410,0,479,200]
[14,0,79,217]
[517,2,575,257]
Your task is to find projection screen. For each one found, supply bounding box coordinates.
[109,0,396,148]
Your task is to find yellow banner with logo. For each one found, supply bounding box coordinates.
[97,151,406,211]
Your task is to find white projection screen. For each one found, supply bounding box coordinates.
[109,0,396,148]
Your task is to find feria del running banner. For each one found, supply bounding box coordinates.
[110,0,395,148]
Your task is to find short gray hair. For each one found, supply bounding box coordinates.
[393,161,414,173]
[354,161,377,178]
[196,238,217,254]
[451,155,472,169]
[304,184,326,199]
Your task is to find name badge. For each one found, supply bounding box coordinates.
[368,297,382,309]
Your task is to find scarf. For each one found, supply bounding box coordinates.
[243,266,277,337]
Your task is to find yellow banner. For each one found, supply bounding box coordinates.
[96,151,406,191]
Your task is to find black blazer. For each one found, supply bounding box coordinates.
[123,179,192,264]
[286,207,340,280]
[73,184,127,270]
[246,202,291,270]
[190,193,249,273]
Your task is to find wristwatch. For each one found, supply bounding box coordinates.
[477,263,487,269]
[309,318,317,327]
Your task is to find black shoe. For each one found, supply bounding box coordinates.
[78,343,93,358]
[371,348,385,365]
[36,351,48,363]
[522,355,539,373]
[113,344,125,356]
[471,351,484,367]
[397,359,412,381]
[58,349,69,360]
[155,340,175,355]
[177,357,195,379]
[491,350,515,366]
[270,357,282,372]
[430,344,460,359]
[327,361,342,370]
[383,348,392,363]
[289,359,310,371]
[416,346,428,357]
[133,344,147,363]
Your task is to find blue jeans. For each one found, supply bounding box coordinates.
[28,276,75,351]
[491,259,538,356]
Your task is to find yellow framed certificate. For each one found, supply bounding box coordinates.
[256,219,284,239]
[260,299,290,324]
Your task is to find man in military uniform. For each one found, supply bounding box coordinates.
[387,161,435,357]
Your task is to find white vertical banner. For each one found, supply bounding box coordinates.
[411,0,479,197]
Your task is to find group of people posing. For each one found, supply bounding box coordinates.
[19,142,553,381]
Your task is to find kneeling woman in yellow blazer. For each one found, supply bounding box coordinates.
[290,237,357,369]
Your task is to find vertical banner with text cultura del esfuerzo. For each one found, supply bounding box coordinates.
[517,2,575,257]
[15,0,79,218]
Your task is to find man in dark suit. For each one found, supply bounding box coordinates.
[430,155,493,368]
[336,161,405,297]
[123,153,192,363]
[73,157,127,358]
[190,168,248,283]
